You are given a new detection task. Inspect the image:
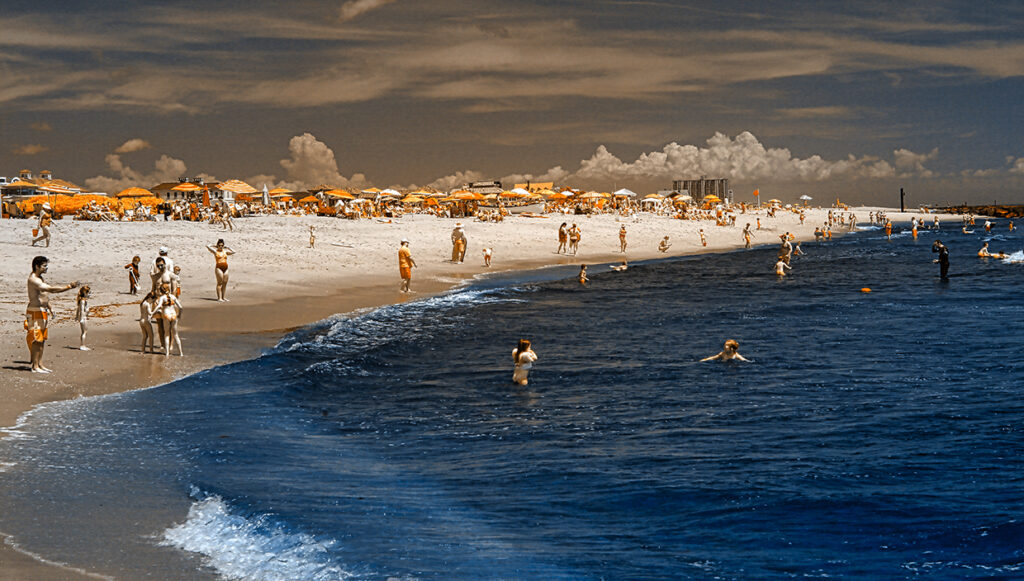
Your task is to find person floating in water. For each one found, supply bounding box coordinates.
[977,242,1007,259]
[932,240,950,280]
[512,339,538,385]
[961,225,974,234]
[701,339,749,362]
[610,260,628,272]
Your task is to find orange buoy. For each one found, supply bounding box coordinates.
[861,287,872,293]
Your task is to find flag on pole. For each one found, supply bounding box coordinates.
[753,189,759,197]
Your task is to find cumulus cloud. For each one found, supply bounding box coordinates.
[419,132,952,191]
[572,132,898,183]
[114,138,152,154]
[247,133,368,191]
[892,147,938,178]
[338,0,398,23]
[12,144,48,155]
[427,170,486,192]
[84,151,187,193]
[1009,157,1024,175]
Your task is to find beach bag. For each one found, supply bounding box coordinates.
[32,228,38,237]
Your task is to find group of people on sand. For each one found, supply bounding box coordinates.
[22,239,239,372]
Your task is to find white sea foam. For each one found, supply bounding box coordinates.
[1001,250,1024,264]
[161,493,356,581]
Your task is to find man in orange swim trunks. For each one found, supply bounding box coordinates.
[399,239,416,293]
[26,255,79,373]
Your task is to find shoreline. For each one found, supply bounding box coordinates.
[0,207,958,579]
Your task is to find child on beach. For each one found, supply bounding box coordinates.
[125,256,141,295]
[512,339,538,386]
[138,291,157,354]
[75,285,91,351]
[699,229,707,247]
[578,264,589,285]
[619,225,628,253]
[658,236,671,253]
[172,266,182,298]
[309,225,316,248]
[774,259,791,277]
[701,339,749,362]
[482,247,492,267]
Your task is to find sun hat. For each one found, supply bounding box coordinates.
[401,238,409,244]
[159,246,169,254]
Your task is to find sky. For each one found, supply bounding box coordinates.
[0,0,1022,205]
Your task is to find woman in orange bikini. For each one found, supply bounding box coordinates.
[206,239,235,301]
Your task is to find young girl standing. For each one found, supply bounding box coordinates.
[76,285,91,350]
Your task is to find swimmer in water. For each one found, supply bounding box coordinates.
[512,339,538,385]
[610,260,628,272]
[962,226,974,234]
[978,242,1007,259]
[774,259,791,277]
[578,264,589,284]
[701,339,749,362]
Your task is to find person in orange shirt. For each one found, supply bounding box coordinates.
[399,239,416,293]
[885,220,893,240]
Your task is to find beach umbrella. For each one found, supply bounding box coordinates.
[499,190,523,198]
[270,192,294,199]
[116,187,154,198]
[451,191,482,201]
[401,195,424,204]
[379,188,401,197]
[799,195,813,201]
[299,195,319,204]
[767,198,782,204]
[325,189,355,200]
[218,179,258,194]
[483,193,499,200]
[549,192,569,200]
[510,187,531,196]
[579,191,609,200]
[171,182,201,192]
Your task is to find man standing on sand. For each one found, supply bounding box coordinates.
[451,223,467,263]
[26,256,79,373]
[150,246,175,292]
[399,238,416,293]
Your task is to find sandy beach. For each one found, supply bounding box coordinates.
[0,206,947,578]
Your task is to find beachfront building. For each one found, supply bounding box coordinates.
[0,169,84,199]
[513,181,554,193]
[151,177,248,205]
[673,177,730,202]
[467,180,503,195]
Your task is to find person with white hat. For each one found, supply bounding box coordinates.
[398,238,416,293]
[150,246,175,293]
[451,223,467,263]
[31,203,53,247]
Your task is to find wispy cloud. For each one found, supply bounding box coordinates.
[12,144,49,155]
[338,0,399,23]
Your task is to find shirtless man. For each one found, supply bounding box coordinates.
[150,246,175,292]
[399,239,416,293]
[742,223,754,248]
[701,339,749,362]
[26,256,79,373]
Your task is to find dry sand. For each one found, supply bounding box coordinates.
[0,206,939,578]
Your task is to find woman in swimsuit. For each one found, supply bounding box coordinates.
[155,284,183,356]
[75,285,91,351]
[206,239,235,301]
[512,339,538,385]
[138,291,158,354]
[557,223,568,254]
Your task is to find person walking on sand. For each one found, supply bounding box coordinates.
[699,229,707,247]
[512,339,538,386]
[206,239,235,301]
[619,225,628,253]
[774,258,791,277]
[125,255,141,295]
[557,222,568,254]
[701,339,749,362]
[150,247,174,292]
[75,285,91,351]
[399,238,416,293]
[25,256,79,373]
[451,223,467,263]
[31,203,53,247]
[743,223,754,248]
[932,240,950,281]
[568,223,581,255]
[309,225,316,248]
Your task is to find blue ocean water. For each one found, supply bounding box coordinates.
[3,223,1024,580]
